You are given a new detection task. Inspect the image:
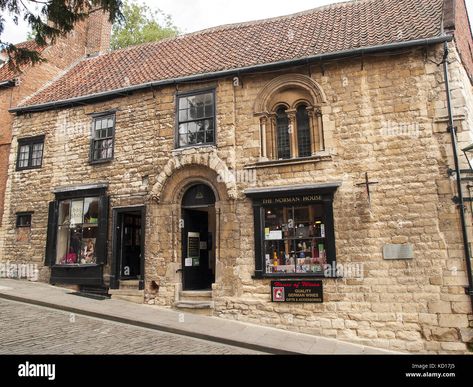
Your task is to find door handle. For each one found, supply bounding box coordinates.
[176,269,183,273]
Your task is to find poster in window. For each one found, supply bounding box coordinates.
[70,200,83,225]
[80,238,96,264]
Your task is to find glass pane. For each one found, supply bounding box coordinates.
[31,143,43,166]
[107,127,113,137]
[70,199,84,225]
[295,239,324,274]
[297,105,311,157]
[179,134,188,147]
[58,200,71,226]
[205,130,214,143]
[276,107,291,159]
[179,97,189,110]
[83,197,99,224]
[80,226,98,264]
[17,215,31,227]
[204,104,213,117]
[95,119,102,130]
[107,117,114,128]
[18,145,30,168]
[56,225,70,264]
[179,123,188,135]
[179,109,188,122]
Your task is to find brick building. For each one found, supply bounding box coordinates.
[0,9,111,225]
[1,0,473,353]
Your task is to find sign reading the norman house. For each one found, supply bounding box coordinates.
[271,280,323,303]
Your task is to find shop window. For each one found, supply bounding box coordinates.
[55,197,99,265]
[246,185,338,278]
[263,204,328,275]
[16,136,44,170]
[177,90,215,148]
[90,114,115,162]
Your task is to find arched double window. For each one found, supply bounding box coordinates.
[254,74,326,161]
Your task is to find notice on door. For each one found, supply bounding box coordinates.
[271,280,323,303]
[187,232,200,258]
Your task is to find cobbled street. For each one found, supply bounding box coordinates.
[0,299,263,355]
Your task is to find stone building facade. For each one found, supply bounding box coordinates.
[1,0,472,353]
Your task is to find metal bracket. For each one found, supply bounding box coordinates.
[446,125,457,133]
[447,168,456,176]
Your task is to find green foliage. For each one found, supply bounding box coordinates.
[0,0,124,71]
[111,1,179,50]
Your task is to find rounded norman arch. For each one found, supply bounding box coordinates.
[149,153,237,204]
[254,74,326,114]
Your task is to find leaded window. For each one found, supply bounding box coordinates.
[276,107,291,159]
[296,105,311,157]
[91,114,115,162]
[16,136,44,170]
[177,91,215,147]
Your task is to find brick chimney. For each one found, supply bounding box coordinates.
[85,8,112,56]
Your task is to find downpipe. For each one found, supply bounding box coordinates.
[443,42,473,311]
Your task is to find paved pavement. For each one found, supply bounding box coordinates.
[0,298,260,354]
[0,279,397,354]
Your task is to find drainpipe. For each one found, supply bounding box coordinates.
[443,41,473,310]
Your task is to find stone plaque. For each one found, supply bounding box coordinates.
[383,244,414,260]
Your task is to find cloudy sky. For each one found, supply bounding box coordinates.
[2,0,473,44]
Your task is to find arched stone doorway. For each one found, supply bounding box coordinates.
[181,183,216,290]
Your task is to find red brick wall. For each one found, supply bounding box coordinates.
[444,0,473,82]
[454,0,473,81]
[86,9,112,55]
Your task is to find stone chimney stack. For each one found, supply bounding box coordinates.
[85,8,112,56]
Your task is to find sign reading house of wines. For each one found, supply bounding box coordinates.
[271,280,323,303]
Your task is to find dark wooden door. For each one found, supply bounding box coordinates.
[182,209,212,290]
[119,213,142,279]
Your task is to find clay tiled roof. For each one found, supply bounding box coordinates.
[19,0,446,108]
[0,40,46,83]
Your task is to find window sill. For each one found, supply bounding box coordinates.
[53,263,102,268]
[16,165,43,172]
[89,158,113,166]
[244,153,332,169]
[172,144,217,156]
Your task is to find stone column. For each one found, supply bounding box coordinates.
[260,115,268,160]
[287,109,297,158]
[268,114,277,160]
[307,105,318,155]
[315,107,325,152]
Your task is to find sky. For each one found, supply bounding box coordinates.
[1,0,473,44]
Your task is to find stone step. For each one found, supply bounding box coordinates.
[174,300,214,316]
[109,289,144,304]
[179,290,212,302]
[119,280,140,289]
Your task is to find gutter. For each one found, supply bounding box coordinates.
[10,35,453,113]
[443,41,473,311]
[0,79,15,88]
